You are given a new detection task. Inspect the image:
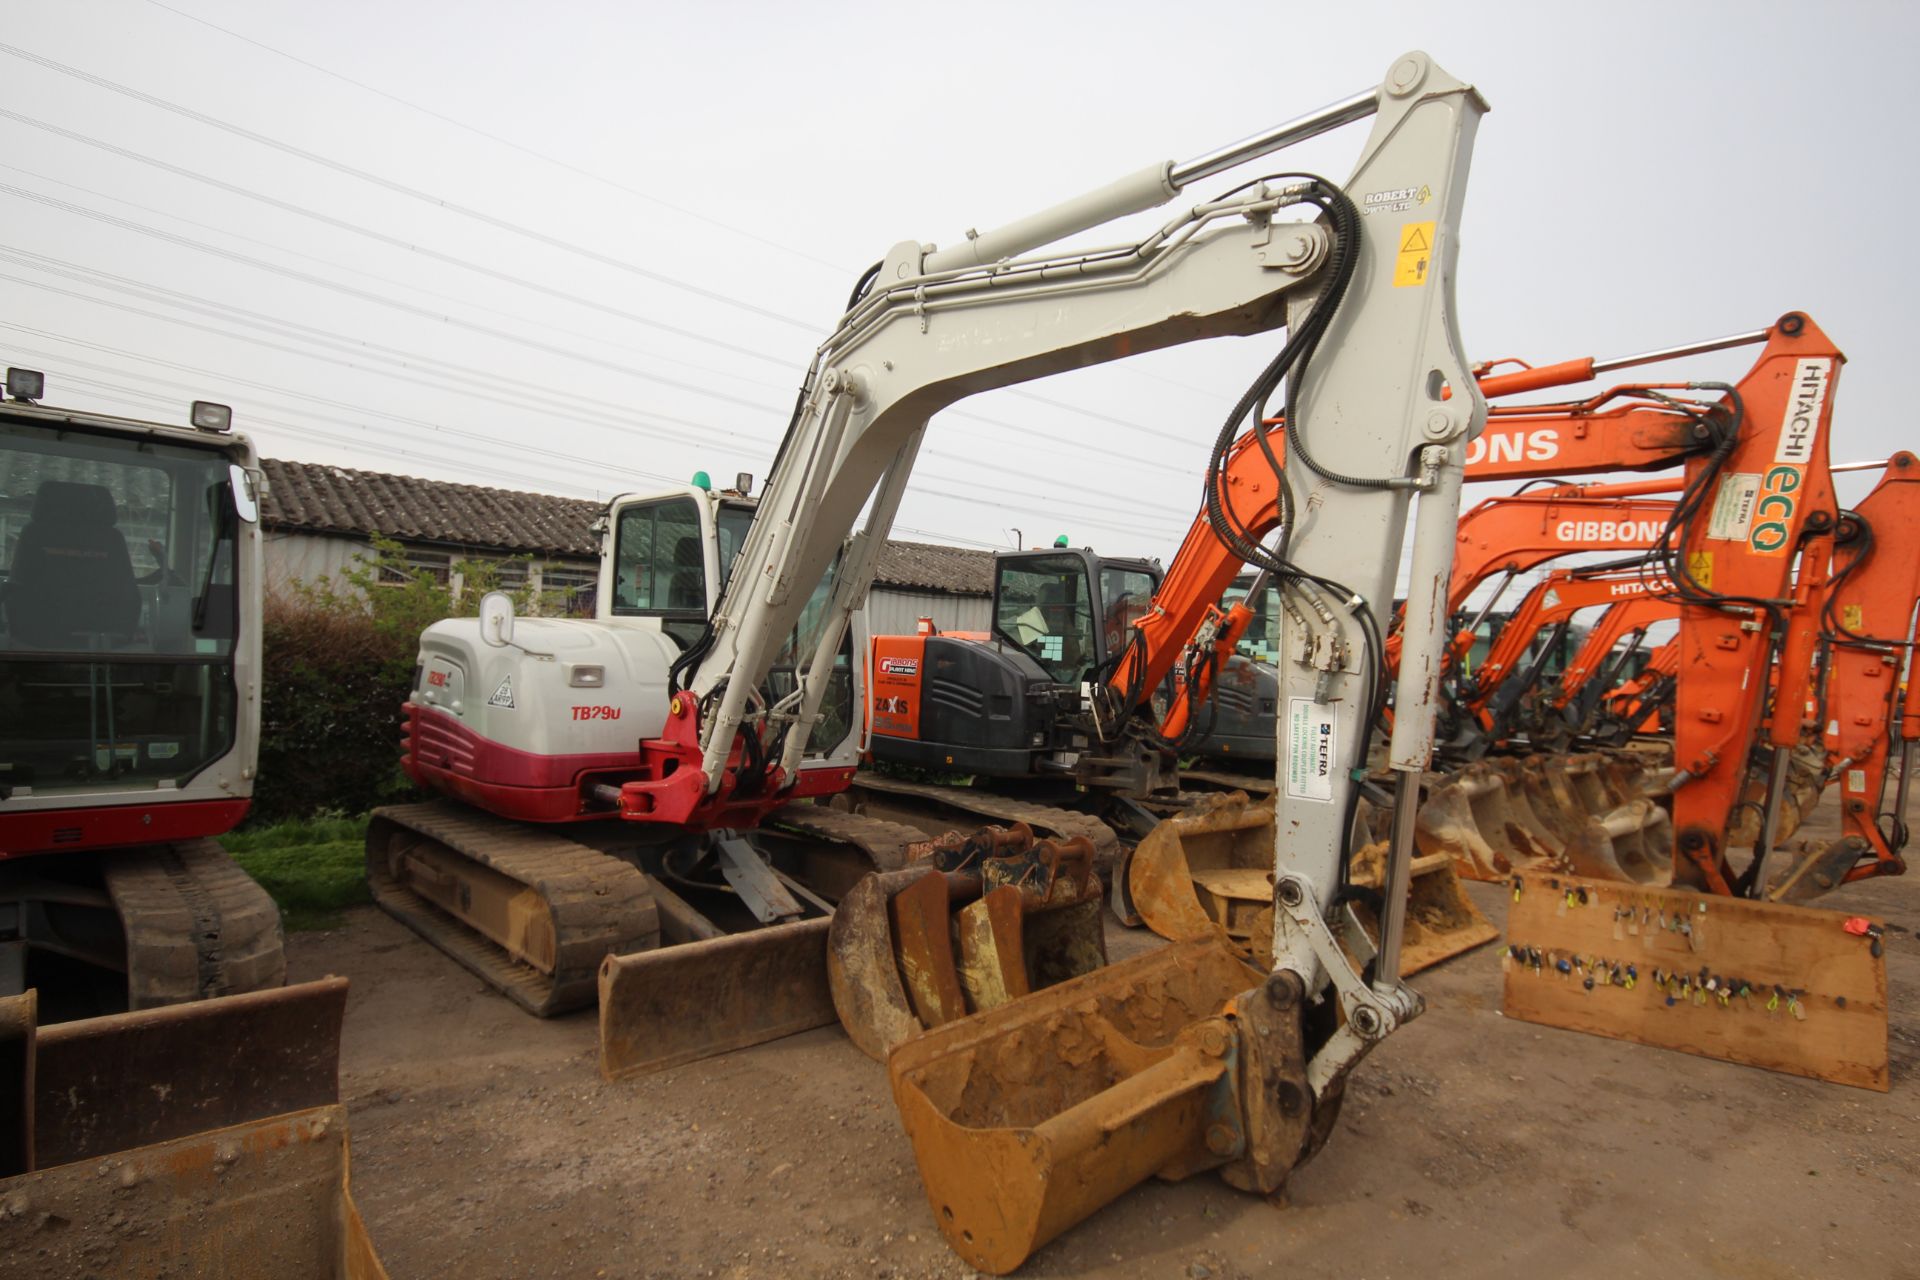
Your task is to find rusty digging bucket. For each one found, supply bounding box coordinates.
[0,979,386,1280]
[829,822,1108,1061]
[1415,753,1675,886]
[889,937,1327,1274]
[1127,792,1496,977]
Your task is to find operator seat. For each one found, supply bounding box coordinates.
[2,480,141,648]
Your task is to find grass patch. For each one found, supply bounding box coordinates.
[222,814,371,932]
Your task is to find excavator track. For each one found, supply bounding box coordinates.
[846,772,1120,869]
[102,839,286,1009]
[366,801,659,1017]
[767,803,927,871]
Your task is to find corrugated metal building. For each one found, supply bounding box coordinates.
[258,458,995,632]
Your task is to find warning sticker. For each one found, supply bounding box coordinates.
[1687,550,1714,589]
[488,676,516,709]
[1706,473,1762,540]
[1392,221,1435,288]
[1841,603,1865,632]
[1847,768,1868,794]
[1285,697,1337,802]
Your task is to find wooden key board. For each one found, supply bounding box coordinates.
[1501,871,1888,1091]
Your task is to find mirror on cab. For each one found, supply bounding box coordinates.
[479,591,515,648]
[228,463,259,523]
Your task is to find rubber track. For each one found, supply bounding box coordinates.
[847,773,1119,866]
[103,839,286,1009]
[767,803,928,872]
[366,801,659,1017]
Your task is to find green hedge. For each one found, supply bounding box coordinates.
[249,538,547,824]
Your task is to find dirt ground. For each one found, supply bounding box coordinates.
[299,797,1920,1280]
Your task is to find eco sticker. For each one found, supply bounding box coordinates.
[488,676,516,709]
[1285,697,1337,802]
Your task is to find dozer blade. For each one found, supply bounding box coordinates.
[1130,794,1497,976]
[0,979,388,1280]
[827,825,1108,1062]
[598,916,837,1081]
[889,937,1317,1275]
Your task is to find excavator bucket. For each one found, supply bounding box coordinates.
[888,937,1318,1275]
[0,978,387,1279]
[1415,754,1675,886]
[1129,794,1497,976]
[827,824,1108,1062]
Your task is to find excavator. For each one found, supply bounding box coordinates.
[0,369,284,1016]
[0,373,386,1276]
[1441,563,1676,754]
[1764,451,1920,898]
[371,50,1491,1271]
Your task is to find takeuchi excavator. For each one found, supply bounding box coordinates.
[375,50,1490,1271]
[0,371,284,1016]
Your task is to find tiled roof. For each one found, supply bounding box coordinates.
[260,458,601,557]
[872,539,993,595]
[259,458,993,595]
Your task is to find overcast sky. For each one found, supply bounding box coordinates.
[4,1,1913,566]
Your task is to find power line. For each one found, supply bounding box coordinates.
[141,0,1236,427]
[0,39,831,332]
[139,0,854,275]
[0,115,812,374]
[0,271,774,449]
[0,47,1225,444]
[2,317,1192,539]
[0,154,801,396]
[0,237,1199,483]
[0,180,798,410]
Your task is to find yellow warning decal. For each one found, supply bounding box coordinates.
[1393,221,1435,288]
[1687,550,1714,589]
[1842,603,1865,632]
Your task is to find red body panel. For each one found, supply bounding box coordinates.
[402,700,855,829]
[0,798,252,860]
[400,702,642,823]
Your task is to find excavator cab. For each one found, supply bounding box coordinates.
[868,548,1161,778]
[991,549,1159,685]
[0,385,282,1016]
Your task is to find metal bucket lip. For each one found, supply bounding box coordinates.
[888,935,1261,1086]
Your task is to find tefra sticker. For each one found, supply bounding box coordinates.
[1285,697,1337,802]
[1706,473,1762,540]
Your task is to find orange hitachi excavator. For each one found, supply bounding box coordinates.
[1766,452,1920,898]
[1154,314,1855,901]
[1528,596,1678,742]
[1441,564,1675,753]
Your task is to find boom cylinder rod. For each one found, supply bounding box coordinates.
[1169,90,1380,188]
[923,87,1380,275]
[1590,329,1770,375]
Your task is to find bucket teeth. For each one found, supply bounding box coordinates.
[827,823,1109,1062]
[1128,793,1498,977]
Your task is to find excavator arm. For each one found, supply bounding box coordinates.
[1772,451,1920,897]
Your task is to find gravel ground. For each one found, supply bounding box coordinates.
[299,795,1920,1280]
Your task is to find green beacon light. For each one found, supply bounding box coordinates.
[1053,534,1069,547]
[691,470,712,491]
